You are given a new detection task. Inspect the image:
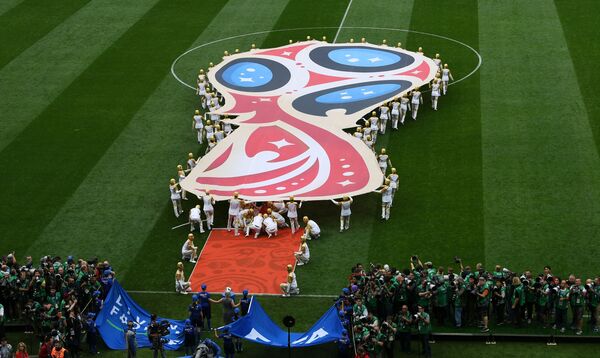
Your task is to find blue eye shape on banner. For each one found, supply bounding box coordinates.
[309,46,415,73]
[215,58,291,92]
[292,80,411,117]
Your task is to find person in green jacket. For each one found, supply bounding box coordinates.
[554,280,570,333]
[396,305,412,353]
[416,305,432,358]
[570,278,585,335]
[510,277,525,327]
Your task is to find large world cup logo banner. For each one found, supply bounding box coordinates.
[181,40,437,201]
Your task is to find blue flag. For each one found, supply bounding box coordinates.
[96,280,184,350]
[221,297,344,348]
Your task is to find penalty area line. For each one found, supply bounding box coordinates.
[127,290,337,298]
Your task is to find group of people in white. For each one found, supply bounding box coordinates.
[169,39,454,296]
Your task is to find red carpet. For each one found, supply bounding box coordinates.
[189,228,302,294]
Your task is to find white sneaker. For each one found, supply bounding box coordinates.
[190,260,196,263]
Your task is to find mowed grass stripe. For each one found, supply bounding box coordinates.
[0,0,23,16]
[0,0,160,152]
[126,0,356,292]
[556,0,600,163]
[374,0,484,266]
[0,0,90,70]
[35,0,291,287]
[260,0,351,47]
[311,0,416,273]
[479,0,600,275]
[0,0,228,256]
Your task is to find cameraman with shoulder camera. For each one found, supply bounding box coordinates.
[415,305,432,358]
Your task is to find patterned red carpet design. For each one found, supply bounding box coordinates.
[189,228,301,294]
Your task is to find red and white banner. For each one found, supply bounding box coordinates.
[181,41,437,201]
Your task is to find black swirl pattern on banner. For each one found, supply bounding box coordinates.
[214,57,291,93]
[292,80,412,117]
[308,46,415,73]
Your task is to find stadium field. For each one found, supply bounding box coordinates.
[1,0,600,356]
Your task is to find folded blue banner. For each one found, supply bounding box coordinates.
[96,280,185,350]
[220,297,344,348]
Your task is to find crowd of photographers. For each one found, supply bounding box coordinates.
[335,256,600,357]
[0,252,115,357]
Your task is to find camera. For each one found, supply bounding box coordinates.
[454,256,461,264]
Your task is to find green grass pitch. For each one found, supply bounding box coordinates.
[1,0,599,356]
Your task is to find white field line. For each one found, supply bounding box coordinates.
[170,26,482,90]
[333,0,354,44]
[127,290,337,298]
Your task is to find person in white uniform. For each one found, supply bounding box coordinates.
[331,196,353,232]
[238,208,255,236]
[268,208,288,228]
[222,119,233,136]
[197,84,207,109]
[202,190,215,230]
[206,136,216,154]
[302,216,320,240]
[380,179,393,220]
[214,127,225,143]
[353,126,363,140]
[286,197,302,234]
[280,264,299,297]
[433,53,443,72]
[272,201,287,215]
[387,168,400,206]
[186,153,197,174]
[177,165,188,200]
[390,98,401,130]
[263,214,278,238]
[377,148,392,174]
[227,192,242,231]
[181,233,198,263]
[364,135,374,152]
[294,237,310,266]
[204,119,215,143]
[175,262,192,294]
[441,64,454,95]
[368,112,379,143]
[362,121,372,143]
[189,205,205,233]
[379,103,390,134]
[411,88,423,120]
[431,79,441,111]
[193,110,205,144]
[248,212,264,238]
[400,94,411,125]
[169,178,183,218]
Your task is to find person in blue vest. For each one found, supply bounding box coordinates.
[335,329,351,358]
[239,290,251,316]
[188,295,203,341]
[84,312,98,355]
[198,284,212,330]
[339,310,350,330]
[214,326,235,358]
[183,319,196,356]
